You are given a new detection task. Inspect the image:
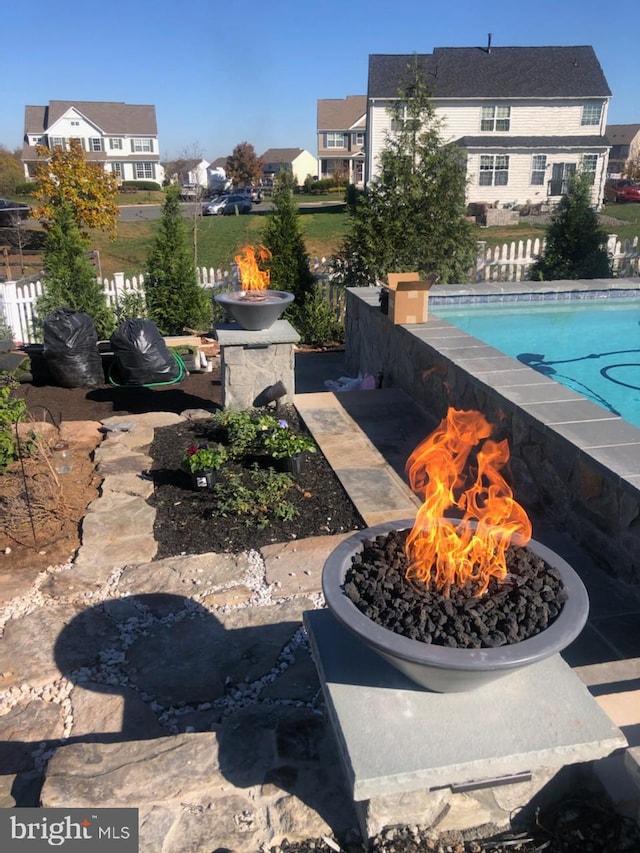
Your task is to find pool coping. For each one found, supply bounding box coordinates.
[349,281,640,493]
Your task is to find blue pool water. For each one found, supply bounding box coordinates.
[432,298,640,429]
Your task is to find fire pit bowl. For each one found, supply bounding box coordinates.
[214,290,294,331]
[322,519,589,693]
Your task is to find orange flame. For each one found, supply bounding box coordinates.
[405,408,531,596]
[234,244,272,290]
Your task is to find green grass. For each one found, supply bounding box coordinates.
[85,203,640,280]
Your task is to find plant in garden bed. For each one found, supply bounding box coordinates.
[261,418,317,459]
[0,373,29,470]
[210,409,278,458]
[213,466,297,529]
[182,442,227,474]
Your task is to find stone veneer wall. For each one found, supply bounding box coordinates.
[344,287,640,584]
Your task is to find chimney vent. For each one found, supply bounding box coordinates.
[487,33,492,54]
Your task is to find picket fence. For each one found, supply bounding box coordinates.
[0,258,345,345]
[2,239,638,344]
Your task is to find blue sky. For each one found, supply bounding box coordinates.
[5,0,638,161]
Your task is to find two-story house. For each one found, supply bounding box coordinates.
[366,45,611,208]
[22,100,163,185]
[317,95,367,187]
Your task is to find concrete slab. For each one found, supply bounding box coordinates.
[304,609,626,802]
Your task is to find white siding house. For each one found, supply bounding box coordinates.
[366,45,612,208]
[22,100,164,185]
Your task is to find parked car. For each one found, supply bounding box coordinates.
[0,198,32,226]
[202,194,252,216]
[236,186,263,204]
[604,179,640,204]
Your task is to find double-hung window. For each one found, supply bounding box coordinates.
[110,138,123,150]
[90,138,103,152]
[132,138,153,153]
[481,105,510,132]
[326,132,345,148]
[134,162,154,179]
[582,153,598,184]
[581,103,602,126]
[479,155,509,186]
[531,154,547,185]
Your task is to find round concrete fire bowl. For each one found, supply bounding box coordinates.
[322,519,589,693]
[214,290,294,331]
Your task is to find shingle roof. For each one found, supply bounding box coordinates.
[317,96,367,130]
[260,148,308,164]
[24,100,158,135]
[368,46,611,100]
[456,135,610,149]
[605,124,640,145]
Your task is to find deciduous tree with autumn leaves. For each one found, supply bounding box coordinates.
[32,140,120,337]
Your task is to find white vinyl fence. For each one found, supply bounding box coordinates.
[1,238,638,344]
[0,258,346,344]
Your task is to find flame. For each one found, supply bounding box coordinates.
[405,408,531,596]
[234,244,272,290]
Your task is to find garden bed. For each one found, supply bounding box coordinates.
[148,404,365,557]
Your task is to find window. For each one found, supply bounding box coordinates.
[326,132,345,148]
[582,153,598,184]
[30,135,43,145]
[355,132,365,146]
[531,154,547,185]
[112,162,122,178]
[134,162,154,179]
[51,136,65,148]
[90,138,103,152]
[479,155,509,186]
[109,138,123,150]
[481,105,510,132]
[582,103,602,126]
[132,137,153,153]
[70,120,80,126]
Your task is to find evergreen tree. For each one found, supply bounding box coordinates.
[144,186,211,335]
[36,202,113,338]
[261,170,315,302]
[338,62,475,285]
[531,172,612,280]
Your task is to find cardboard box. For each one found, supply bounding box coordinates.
[381,272,437,324]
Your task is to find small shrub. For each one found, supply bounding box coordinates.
[121,180,163,192]
[211,409,279,458]
[289,291,345,347]
[214,466,297,529]
[0,373,28,470]
[15,182,37,196]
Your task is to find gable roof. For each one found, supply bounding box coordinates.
[317,96,367,130]
[260,148,309,164]
[368,46,611,100]
[605,124,640,145]
[207,157,229,170]
[24,100,158,135]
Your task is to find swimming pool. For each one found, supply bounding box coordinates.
[432,297,640,429]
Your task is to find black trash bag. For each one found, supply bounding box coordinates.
[110,319,180,386]
[43,308,104,388]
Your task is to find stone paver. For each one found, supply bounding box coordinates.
[2,399,640,849]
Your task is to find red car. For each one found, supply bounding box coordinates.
[604,179,640,204]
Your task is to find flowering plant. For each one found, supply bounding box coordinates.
[182,442,227,473]
[262,419,317,459]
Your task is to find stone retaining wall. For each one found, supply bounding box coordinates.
[344,287,640,584]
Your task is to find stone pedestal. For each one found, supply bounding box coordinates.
[304,609,626,841]
[215,320,300,409]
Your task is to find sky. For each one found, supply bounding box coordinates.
[4,0,639,162]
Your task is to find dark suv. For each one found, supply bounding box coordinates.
[0,198,32,226]
[604,179,640,204]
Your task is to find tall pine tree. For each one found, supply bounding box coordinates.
[338,61,475,285]
[144,186,211,335]
[36,201,113,338]
[531,172,612,280]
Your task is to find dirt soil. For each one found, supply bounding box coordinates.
[3,370,364,585]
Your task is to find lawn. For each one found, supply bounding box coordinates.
[16,198,640,282]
